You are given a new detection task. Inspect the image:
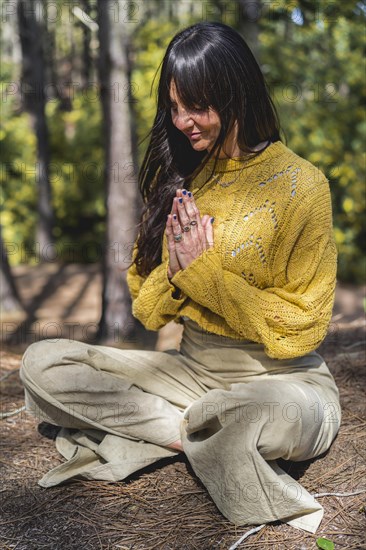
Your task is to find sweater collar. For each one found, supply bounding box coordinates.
[203,140,286,173]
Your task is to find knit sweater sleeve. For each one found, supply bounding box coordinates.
[170,177,337,359]
[126,238,187,331]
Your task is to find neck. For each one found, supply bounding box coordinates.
[216,140,270,159]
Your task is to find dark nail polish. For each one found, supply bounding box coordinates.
[188,192,192,198]
[182,189,187,195]
[210,217,215,223]
[178,198,183,204]
[173,214,177,220]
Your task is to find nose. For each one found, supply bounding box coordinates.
[173,107,194,132]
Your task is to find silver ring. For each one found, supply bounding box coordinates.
[174,233,183,242]
[182,225,191,232]
[190,220,197,226]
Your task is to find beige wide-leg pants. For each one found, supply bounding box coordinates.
[20,318,341,533]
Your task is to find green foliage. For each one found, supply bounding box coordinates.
[1,67,38,264]
[259,1,366,282]
[1,2,365,282]
[316,537,335,550]
[46,93,105,262]
[1,62,105,264]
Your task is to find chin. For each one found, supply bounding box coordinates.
[192,141,208,150]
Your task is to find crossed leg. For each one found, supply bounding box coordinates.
[20,338,207,449]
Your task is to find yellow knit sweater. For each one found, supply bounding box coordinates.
[126,141,337,359]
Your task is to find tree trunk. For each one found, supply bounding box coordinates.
[43,2,72,112]
[96,0,140,345]
[238,0,261,61]
[17,0,54,260]
[80,0,92,91]
[0,227,25,314]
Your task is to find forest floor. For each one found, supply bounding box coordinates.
[0,263,365,549]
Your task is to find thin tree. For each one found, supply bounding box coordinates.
[17,0,54,260]
[0,226,25,314]
[96,0,141,344]
[43,0,72,112]
[80,0,93,91]
[238,0,261,60]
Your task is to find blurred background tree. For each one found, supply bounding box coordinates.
[0,0,365,335]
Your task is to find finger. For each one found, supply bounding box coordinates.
[183,190,199,222]
[165,214,176,250]
[170,196,178,220]
[171,212,184,244]
[165,215,181,275]
[184,190,201,226]
[201,214,211,229]
[176,190,200,238]
[180,190,207,249]
[205,217,214,249]
[175,195,194,237]
[171,191,180,214]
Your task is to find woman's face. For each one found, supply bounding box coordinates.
[169,80,222,154]
[169,80,242,158]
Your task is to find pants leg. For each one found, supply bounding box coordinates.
[180,377,341,529]
[19,327,341,532]
[20,338,211,447]
[19,337,213,487]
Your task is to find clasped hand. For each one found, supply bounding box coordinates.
[165,189,214,279]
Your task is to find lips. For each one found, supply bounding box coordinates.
[186,132,202,140]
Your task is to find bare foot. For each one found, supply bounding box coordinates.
[166,439,183,452]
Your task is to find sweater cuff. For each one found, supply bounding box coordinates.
[163,259,187,304]
[170,248,221,309]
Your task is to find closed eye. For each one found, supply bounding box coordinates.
[170,104,207,113]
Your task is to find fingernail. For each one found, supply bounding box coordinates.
[173,214,177,220]
[182,189,187,195]
[188,192,192,198]
[178,198,183,204]
[210,217,215,223]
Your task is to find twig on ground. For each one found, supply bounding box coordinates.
[313,489,366,497]
[228,524,266,550]
[0,405,26,419]
[0,368,20,382]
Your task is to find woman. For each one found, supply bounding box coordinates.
[20,22,341,533]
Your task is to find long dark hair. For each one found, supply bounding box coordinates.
[128,21,281,277]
